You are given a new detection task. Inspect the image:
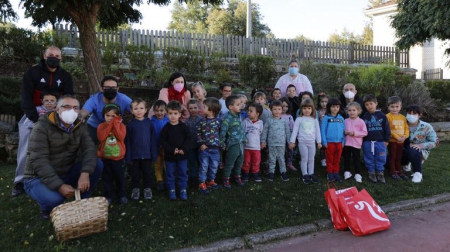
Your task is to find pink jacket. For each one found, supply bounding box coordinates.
[344,117,368,149]
[148,88,191,122]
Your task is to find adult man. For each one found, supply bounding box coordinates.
[339,83,366,117]
[12,46,74,197]
[23,95,103,220]
[79,76,132,145]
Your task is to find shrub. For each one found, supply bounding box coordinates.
[0,77,22,120]
[162,47,205,75]
[101,41,121,75]
[0,27,41,63]
[425,80,450,105]
[238,55,276,88]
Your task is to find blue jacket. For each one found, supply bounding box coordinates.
[125,118,158,163]
[362,110,391,142]
[151,115,169,148]
[321,114,345,146]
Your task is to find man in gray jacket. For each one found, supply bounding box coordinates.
[23,95,103,220]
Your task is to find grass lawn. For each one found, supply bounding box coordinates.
[1,143,450,251]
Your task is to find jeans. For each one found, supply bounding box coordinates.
[362,141,386,173]
[102,159,126,199]
[198,148,220,182]
[165,159,188,191]
[24,159,103,213]
[187,148,199,179]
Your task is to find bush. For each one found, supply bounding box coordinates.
[101,41,122,75]
[425,80,450,105]
[238,55,276,88]
[0,77,22,120]
[0,27,41,63]
[162,47,205,75]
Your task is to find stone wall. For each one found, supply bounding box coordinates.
[430,122,450,142]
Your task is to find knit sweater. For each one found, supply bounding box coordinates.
[243,118,264,150]
[97,116,126,161]
[160,122,191,161]
[290,116,321,144]
[125,118,158,163]
[362,110,391,142]
[344,117,368,149]
[321,114,345,146]
[261,117,290,147]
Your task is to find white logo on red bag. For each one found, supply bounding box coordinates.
[354,201,389,222]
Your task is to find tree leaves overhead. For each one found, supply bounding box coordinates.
[0,0,17,22]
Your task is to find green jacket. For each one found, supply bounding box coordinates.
[23,111,97,190]
[220,112,246,148]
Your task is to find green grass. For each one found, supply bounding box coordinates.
[1,143,450,251]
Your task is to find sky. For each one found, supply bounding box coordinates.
[9,0,371,41]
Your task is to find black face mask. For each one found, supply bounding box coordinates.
[103,89,118,101]
[46,57,60,68]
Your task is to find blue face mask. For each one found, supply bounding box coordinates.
[288,67,298,75]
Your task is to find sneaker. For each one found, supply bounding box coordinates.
[156,181,165,192]
[234,175,245,186]
[267,173,275,181]
[119,197,128,204]
[327,173,335,182]
[40,211,50,221]
[287,163,297,171]
[412,172,423,183]
[321,159,326,167]
[206,180,221,189]
[169,190,177,200]
[241,173,249,182]
[223,177,231,189]
[354,174,362,183]
[398,172,409,180]
[252,173,262,182]
[368,172,377,183]
[403,163,411,172]
[144,188,153,200]
[302,175,312,184]
[334,173,342,183]
[344,171,352,180]
[390,173,402,181]
[11,182,24,197]
[376,172,386,184]
[198,182,210,195]
[281,172,289,182]
[309,174,319,183]
[131,188,140,200]
[179,189,188,201]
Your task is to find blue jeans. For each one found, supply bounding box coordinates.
[187,148,199,179]
[198,148,220,183]
[24,159,103,213]
[165,159,188,191]
[362,141,386,172]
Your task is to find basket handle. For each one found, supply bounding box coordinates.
[74,189,81,200]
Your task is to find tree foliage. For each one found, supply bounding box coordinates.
[392,0,450,55]
[0,0,16,22]
[168,1,212,33]
[328,25,373,45]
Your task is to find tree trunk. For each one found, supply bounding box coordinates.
[67,3,103,94]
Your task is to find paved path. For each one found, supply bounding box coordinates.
[242,201,450,252]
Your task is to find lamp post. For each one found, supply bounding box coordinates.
[246,0,252,54]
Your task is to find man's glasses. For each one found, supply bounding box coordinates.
[103,86,118,90]
[60,105,80,111]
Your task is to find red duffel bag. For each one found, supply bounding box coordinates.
[324,184,358,230]
[338,188,391,236]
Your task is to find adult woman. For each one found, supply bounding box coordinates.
[149,72,191,121]
[274,59,313,97]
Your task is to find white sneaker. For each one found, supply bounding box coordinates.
[412,172,423,183]
[344,171,352,180]
[354,174,362,183]
[403,163,411,172]
[321,159,326,167]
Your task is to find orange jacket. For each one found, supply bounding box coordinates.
[97,116,126,160]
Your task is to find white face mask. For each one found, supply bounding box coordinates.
[344,91,355,99]
[60,109,78,124]
[406,114,419,124]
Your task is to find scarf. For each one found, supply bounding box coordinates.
[168,86,185,103]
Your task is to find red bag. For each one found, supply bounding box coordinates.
[324,184,358,230]
[338,189,391,236]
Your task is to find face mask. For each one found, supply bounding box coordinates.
[46,57,60,68]
[406,114,419,124]
[344,91,355,99]
[288,67,298,75]
[103,89,118,100]
[60,109,78,124]
[173,83,184,92]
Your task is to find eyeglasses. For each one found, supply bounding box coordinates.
[43,100,56,104]
[222,90,232,93]
[103,86,118,90]
[60,105,80,111]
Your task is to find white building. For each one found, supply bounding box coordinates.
[364,0,450,79]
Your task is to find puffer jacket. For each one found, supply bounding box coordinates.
[23,111,97,190]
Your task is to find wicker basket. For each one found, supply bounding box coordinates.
[50,189,108,241]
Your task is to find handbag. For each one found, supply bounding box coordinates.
[337,188,391,236]
[324,183,358,230]
[50,189,109,241]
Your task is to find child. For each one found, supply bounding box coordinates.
[242,103,264,182]
[362,94,391,184]
[97,104,127,205]
[191,82,207,117]
[160,100,191,200]
[270,88,282,103]
[236,93,248,120]
[386,96,409,180]
[289,98,322,184]
[295,91,314,118]
[261,100,291,181]
[317,94,329,167]
[197,97,223,194]
[402,104,437,183]
[220,95,246,188]
[286,84,300,119]
[321,98,345,182]
[186,99,203,185]
[150,100,170,192]
[12,92,58,197]
[125,99,158,201]
[343,102,368,183]
[218,83,232,119]
[279,97,296,171]
[253,91,271,124]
